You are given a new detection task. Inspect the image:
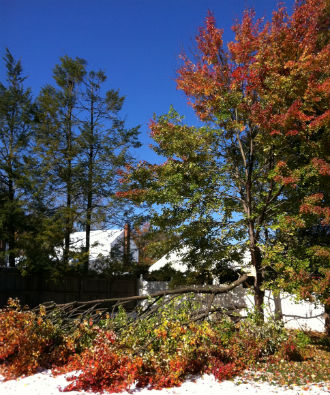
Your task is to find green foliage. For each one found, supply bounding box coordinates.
[1,298,328,392]
[0,49,36,267]
[237,309,288,357]
[76,69,140,270]
[0,48,140,275]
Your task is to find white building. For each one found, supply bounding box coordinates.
[148,247,255,277]
[60,228,139,272]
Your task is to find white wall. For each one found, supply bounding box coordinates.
[139,276,168,297]
[254,290,324,332]
[139,279,325,332]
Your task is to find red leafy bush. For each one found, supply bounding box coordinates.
[209,359,241,381]
[277,336,304,362]
[0,299,96,379]
[61,330,143,393]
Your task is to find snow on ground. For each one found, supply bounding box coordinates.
[1,371,330,395]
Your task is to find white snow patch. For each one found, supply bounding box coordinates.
[1,370,329,395]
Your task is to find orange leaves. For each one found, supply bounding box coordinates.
[0,299,78,379]
[229,9,263,64]
[309,109,330,131]
[311,158,330,176]
[62,337,141,393]
[196,12,224,66]
[285,130,299,136]
[115,188,146,199]
[300,204,330,225]
[176,13,230,121]
[210,360,242,382]
[299,193,330,225]
[311,246,330,259]
[273,160,299,188]
[149,118,161,138]
[302,193,324,204]
[177,0,329,132]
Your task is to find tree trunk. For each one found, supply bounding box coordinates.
[273,293,283,321]
[84,206,91,272]
[63,189,71,266]
[246,213,265,321]
[250,237,264,322]
[325,302,330,339]
[84,94,94,272]
[243,129,264,322]
[123,223,131,268]
[63,105,73,267]
[0,240,5,266]
[84,146,93,272]
[8,178,16,267]
[8,234,15,267]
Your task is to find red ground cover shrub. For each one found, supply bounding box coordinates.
[0,299,97,379]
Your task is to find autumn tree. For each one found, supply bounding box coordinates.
[249,0,330,334]
[119,0,329,320]
[76,70,140,270]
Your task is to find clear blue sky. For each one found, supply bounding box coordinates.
[1,0,293,163]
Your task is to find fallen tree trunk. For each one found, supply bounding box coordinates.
[33,274,248,328]
[62,273,248,307]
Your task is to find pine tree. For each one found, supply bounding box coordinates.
[77,70,140,270]
[0,49,35,267]
[36,56,86,266]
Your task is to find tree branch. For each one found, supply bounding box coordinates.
[59,273,248,308]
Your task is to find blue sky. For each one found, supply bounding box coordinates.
[1,0,293,163]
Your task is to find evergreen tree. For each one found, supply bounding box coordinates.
[0,49,35,267]
[36,56,86,266]
[77,70,140,270]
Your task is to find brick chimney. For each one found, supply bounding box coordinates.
[123,223,131,267]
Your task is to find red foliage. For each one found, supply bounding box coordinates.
[115,188,145,199]
[210,359,241,382]
[61,331,142,393]
[0,300,75,379]
[312,158,330,176]
[277,337,304,362]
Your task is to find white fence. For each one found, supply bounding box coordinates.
[139,277,325,332]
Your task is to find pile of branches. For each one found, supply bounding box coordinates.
[32,274,248,331]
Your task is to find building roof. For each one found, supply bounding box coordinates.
[70,229,123,260]
[149,247,256,277]
[149,246,189,273]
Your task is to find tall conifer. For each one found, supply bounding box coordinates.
[37,56,86,266]
[0,49,35,267]
[77,70,140,270]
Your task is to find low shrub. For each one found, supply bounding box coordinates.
[237,309,288,357]
[209,359,241,382]
[0,298,98,379]
[276,334,306,362]
[59,298,245,392]
[0,297,316,393]
[63,331,143,393]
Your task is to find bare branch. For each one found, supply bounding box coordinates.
[55,273,248,309]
